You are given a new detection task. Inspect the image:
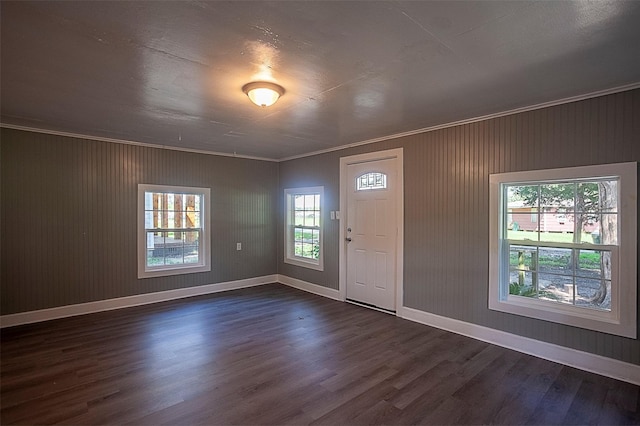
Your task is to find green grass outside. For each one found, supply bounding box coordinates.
[509,251,601,269]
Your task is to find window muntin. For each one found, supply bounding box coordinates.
[293,194,321,260]
[356,172,387,191]
[489,163,637,338]
[285,187,324,271]
[504,179,618,312]
[138,184,210,278]
[508,244,613,311]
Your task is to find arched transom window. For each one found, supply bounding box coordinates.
[356,172,387,191]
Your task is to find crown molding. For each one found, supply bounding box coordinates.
[0,123,279,162]
[3,82,639,163]
[279,82,640,162]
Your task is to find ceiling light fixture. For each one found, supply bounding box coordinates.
[242,81,285,107]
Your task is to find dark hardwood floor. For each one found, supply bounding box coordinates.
[1,283,638,425]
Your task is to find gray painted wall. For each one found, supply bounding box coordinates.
[1,89,638,365]
[278,89,639,365]
[1,129,278,314]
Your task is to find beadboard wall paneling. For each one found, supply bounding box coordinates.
[0,128,278,315]
[1,89,638,365]
[278,89,639,365]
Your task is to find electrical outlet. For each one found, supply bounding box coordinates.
[236,242,242,251]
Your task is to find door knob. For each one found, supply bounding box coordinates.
[346,237,352,242]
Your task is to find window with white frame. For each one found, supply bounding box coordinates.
[356,172,387,191]
[284,187,324,271]
[138,184,211,278]
[489,162,637,338]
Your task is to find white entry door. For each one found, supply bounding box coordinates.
[345,157,399,311]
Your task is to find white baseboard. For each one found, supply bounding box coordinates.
[3,274,637,386]
[0,275,277,328]
[277,274,342,301]
[399,306,640,386]
[275,276,640,385]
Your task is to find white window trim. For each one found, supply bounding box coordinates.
[137,184,211,279]
[284,186,324,271]
[489,162,637,338]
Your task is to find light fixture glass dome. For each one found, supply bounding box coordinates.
[242,82,285,107]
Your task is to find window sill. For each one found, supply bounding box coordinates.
[489,296,633,338]
[138,263,211,279]
[284,256,324,272]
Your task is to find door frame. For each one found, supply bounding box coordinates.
[339,148,404,314]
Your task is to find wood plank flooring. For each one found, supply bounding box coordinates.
[1,283,639,425]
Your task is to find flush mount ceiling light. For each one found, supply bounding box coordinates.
[242,81,285,107]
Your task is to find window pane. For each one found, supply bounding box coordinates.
[165,233,181,261]
[508,210,539,234]
[184,231,199,246]
[578,181,618,213]
[152,193,165,209]
[146,229,164,265]
[290,227,321,260]
[186,211,200,228]
[147,231,167,266]
[294,211,305,226]
[300,213,309,227]
[144,211,154,229]
[149,230,201,267]
[540,183,575,209]
[145,192,201,228]
[508,246,537,270]
[588,214,618,245]
[305,212,317,227]
[304,194,315,210]
[538,247,573,275]
[537,273,574,305]
[147,249,163,266]
[507,185,538,209]
[575,278,611,311]
[356,172,387,190]
[508,271,536,295]
[576,182,600,212]
[576,250,608,280]
[183,244,199,264]
[294,195,305,210]
[302,242,314,258]
[301,228,313,242]
[537,214,580,243]
[144,192,153,210]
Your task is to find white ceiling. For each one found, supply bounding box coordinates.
[2,1,639,160]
